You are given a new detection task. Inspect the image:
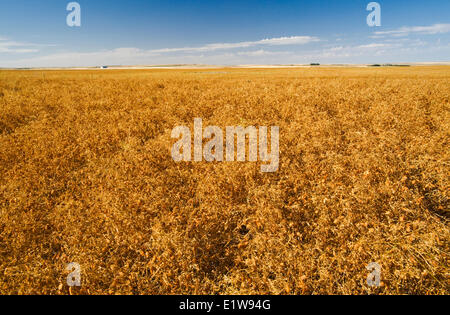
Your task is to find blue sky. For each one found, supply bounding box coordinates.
[0,0,449,67]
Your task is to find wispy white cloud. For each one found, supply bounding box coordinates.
[0,36,57,53]
[3,47,157,65]
[1,31,449,68]
[0,35,319,67]
[357,43,394,49]
[374,23,450,37]
[149,36,319,53]
[0,47,39,53]
[237,49,292,57]
[315,42,401,59]
[0,40,38,53]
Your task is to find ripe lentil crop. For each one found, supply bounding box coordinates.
[0,67,449,294]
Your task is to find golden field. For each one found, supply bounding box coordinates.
[0,66,448,295]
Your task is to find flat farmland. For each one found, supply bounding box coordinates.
[0,67,448,294]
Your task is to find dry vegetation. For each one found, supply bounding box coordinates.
[0,67,449,295]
